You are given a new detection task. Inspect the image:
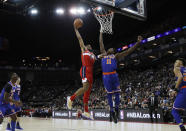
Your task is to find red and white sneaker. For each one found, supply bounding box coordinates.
[67,97,73,110]
[82,112,94,120]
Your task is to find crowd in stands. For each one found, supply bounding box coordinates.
[19,106,52,118]
[27,60,175,122]
[70,62,176,112]
[15,61,176,109]
[0,61,179,121]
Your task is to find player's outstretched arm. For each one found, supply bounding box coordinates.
[115,36,143,60]
[99,32,106,54]
[174,67,183,89]
[74,26,86,52]
[98,32,107,59]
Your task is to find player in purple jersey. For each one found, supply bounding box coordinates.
[99,32,142,123]
[0,73,22,131]
[172,58,186,131]
[6,77,23,130]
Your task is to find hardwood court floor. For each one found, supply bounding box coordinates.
[0,117,181,131]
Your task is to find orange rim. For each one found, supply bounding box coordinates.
[93,0,114,16]
[93,7,113,16]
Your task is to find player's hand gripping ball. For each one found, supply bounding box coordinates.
[74,18,83,29]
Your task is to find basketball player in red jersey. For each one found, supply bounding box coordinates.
[67,19,96,119]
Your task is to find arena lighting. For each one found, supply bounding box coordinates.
[2,0,7,2]
[168,50,173,54]
[122,45,128,50]
[147,36,155,42]
[117,27,184,52]
[78,7,85,14]
[164,31,171,36]
[155,34,162,39]
[70,7,86,15]
[173,28,181,32]
[58,59,62,63]
[128,43,135,48]
[117,48,122,52]
[56,8,64,15]
[97,6,102,11]
[142,39,147,43]
[149,56,156,59]
[30,9,38,15]
[36,57,50,61]
[70,8,77,15]
[87,9,91,12]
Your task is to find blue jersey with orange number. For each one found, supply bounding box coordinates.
[173,67,186,109]
[0,82,15,105]
[0,82,20,117]
[176,67,186,89]
[13,85,21,101]
[101,54,117,73]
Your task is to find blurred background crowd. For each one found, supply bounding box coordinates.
[11,61,176,122]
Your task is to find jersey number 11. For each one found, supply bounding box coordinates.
[107,59,111,64]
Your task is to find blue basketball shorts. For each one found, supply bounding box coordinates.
[0,104,16,118]
[173,88,186,110]
[10,104,21,113]
[103,73,121,93]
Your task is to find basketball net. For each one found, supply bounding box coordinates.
[92,0,115,34]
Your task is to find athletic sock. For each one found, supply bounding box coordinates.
[114,92,120,110]
[16,121,20,127]
[11,121,16,131]
[180,123,184,128]
[7,123,11,129]
[84,105,89,113]
[172,108,182,124]
[180,126,186,131]
[107,93,113,112]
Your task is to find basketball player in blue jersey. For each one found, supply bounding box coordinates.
[171,58,186,131]
[99,32,142,123]
[6,77,23,130]
[0,73,22,131]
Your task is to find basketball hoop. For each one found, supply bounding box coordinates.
[92,0,115,34]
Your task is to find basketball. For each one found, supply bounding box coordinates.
[74,18,83,29]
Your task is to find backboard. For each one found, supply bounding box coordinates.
[81,0,147,21]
